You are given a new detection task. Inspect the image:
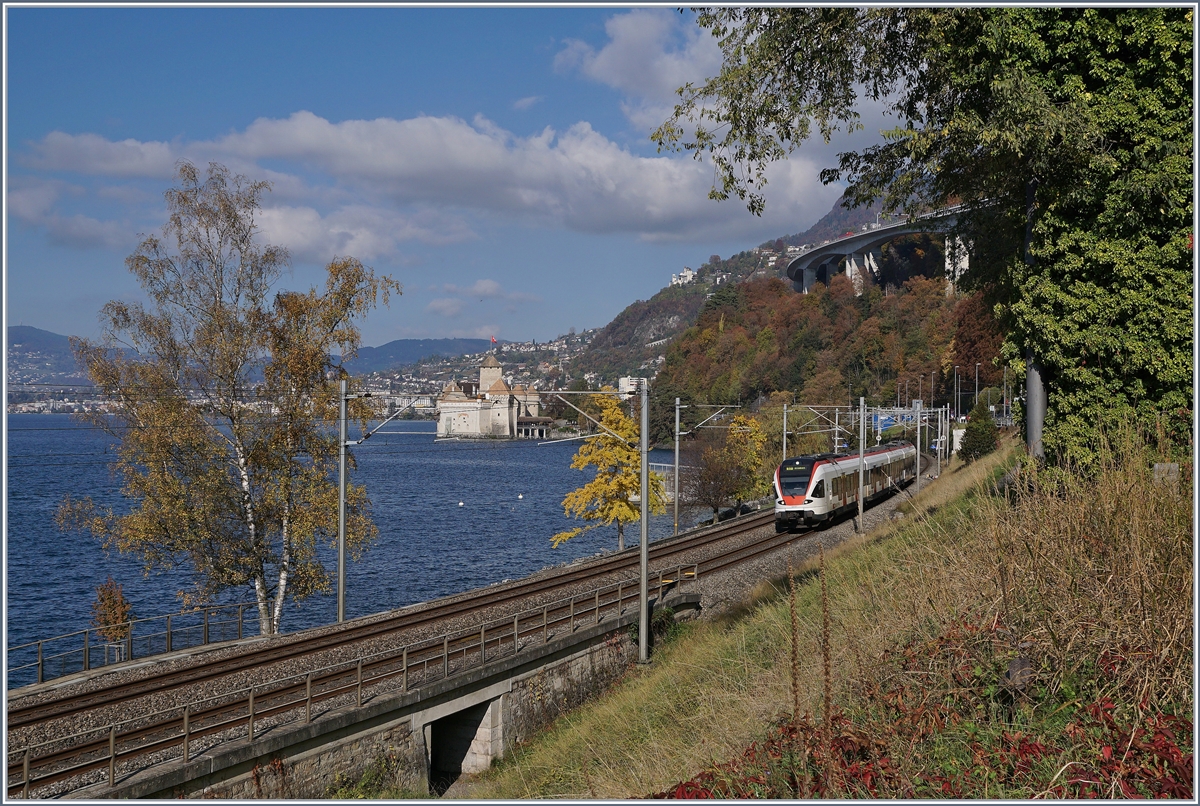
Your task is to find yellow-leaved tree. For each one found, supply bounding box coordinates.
[552,391,666,551]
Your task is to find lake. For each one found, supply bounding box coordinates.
[5,413,693,662]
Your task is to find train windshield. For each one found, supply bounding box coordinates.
[778,458,815,496]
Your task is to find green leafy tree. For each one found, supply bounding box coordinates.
[655,8,1192,464]
[552,391,666,551]
[958,402,999,464]
[56,162,400,634]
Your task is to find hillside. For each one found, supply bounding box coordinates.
[569,194,941,386]
[6,326,88,385]
[341,338,494,374]
[6,327,495,386]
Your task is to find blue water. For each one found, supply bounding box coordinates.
[5,414,692,655]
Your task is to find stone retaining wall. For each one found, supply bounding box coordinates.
[66,598,688,799]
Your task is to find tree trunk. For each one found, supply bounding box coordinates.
[272,506,290,633]
[617,520,624,552]
[234,445,273,634]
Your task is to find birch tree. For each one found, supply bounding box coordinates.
[57,161,400,634]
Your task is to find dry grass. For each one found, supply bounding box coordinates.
[365,426,1192,798]
[458,444,1026,799]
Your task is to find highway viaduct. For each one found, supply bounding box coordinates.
[784,205,966,294]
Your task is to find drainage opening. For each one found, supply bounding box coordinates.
[428,700,494,796]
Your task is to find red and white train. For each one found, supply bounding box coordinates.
[773,441,917,532]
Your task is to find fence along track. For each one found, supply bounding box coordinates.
[7,510,771,733]
[6,569,697,798]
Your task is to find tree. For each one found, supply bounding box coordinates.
[552,391,666,551]
[56,162,400,634]
[684,441,741,522]
[958,401,999,463]
[92,576,135,644]
[683,413,769,520]
[654,8,1192,465]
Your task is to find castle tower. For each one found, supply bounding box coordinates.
[479,354,503,394]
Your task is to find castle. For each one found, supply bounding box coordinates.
[436,355,550,439]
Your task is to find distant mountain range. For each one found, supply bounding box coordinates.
[341,338,495,374]
[6,326,496,386]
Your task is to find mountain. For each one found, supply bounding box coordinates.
[341,338,495,374]
[6,326,494,386]
[7,326,87,385]
[570,195,898,385]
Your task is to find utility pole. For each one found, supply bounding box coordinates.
[975,363,981,410]
[857,397,865,531]
[954,365,960,420]
[338,379,348,624]
[673,398,682,536]
[1003,366,1008,424]
[914,401,921,496]
[638,379,650,664]
[1025,177,1046,460]
[782,403,788,462]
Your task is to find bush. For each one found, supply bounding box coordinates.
[958,402,998,463]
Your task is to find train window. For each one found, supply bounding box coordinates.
[812,479,825,498]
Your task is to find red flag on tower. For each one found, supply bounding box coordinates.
[491,336,497,344]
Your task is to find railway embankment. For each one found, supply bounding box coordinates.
[384,430,1192,799]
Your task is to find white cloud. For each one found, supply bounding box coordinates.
[24,131,177,178]
[442,278,541,304]
[448,324,500,340]
[256,204,476,263]
[555,9,721,132]
[426,298,464,317]
[8,177,130,249]
[513,95,542,111]
[17,106,839,244]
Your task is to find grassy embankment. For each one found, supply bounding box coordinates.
[335,428,1192,799]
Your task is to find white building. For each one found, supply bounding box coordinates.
[436,355,549,438]
[670,266,696,286]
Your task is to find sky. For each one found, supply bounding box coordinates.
[5,6,889,346]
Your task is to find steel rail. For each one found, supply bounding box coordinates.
[7,510,771,732]
[8,569,698,797]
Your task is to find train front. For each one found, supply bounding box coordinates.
[774,456,817,532]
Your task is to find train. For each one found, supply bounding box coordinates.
[773,441,917,532]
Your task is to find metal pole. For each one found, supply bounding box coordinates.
[673,397,681,536]
[782,403,788,462]
[638,379,650,664]
[915,401,921,495]
[857,397,865,531]
[954,366,959,420]
[975,363,980,409]
[338,378,347,624]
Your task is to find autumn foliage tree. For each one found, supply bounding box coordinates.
[91,576,135,643]
[656,7,1192,464]
[685,414,769,520]
[552,391,666,551]
[57,162,400,634]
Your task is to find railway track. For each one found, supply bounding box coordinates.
[8,510,771,730]
[9,510,791,797]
